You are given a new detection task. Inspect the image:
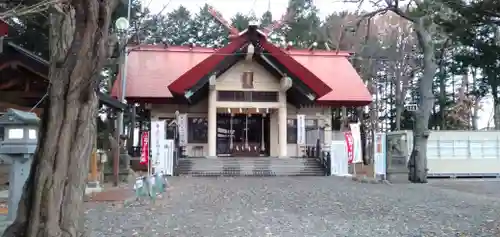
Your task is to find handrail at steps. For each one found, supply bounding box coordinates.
[304,139,331,176]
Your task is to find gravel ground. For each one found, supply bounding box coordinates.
[428,179,500,197]
[85,177,500,237]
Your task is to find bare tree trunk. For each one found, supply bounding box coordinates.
[437,39,450,130]
[372,81,379,133]
[459,73,470,129]
[2,0,117,236]
[394,77,402,130]
[408,24,436,183]
[492,85,500,129]
[471,68,479,130]
[494,97,500,130]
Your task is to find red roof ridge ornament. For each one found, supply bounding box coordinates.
[0,19,8,54]
[261,10,293,37]
[0,20,7,37]
[207,5,291,40]
[207,5,240,38]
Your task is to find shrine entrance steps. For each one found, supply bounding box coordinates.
[176,157,326,177]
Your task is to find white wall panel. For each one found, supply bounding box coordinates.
[388,130,500,177]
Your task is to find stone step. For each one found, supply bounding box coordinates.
[177,159,323,164]
[179,173,325,177]
[177,168,325,172]
[176,164,324,168]
[176,157,326,176]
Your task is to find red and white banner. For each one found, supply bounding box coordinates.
[349,123,364,164]
[344,131,354,164]
[140,131,149,165]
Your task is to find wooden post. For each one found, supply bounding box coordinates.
[113,122,120,187]
[90,149,98,182]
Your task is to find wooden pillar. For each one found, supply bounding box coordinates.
[207,87,217,157]
[278,92,287,158]
[113,112,120,186]
[90,149,98,182]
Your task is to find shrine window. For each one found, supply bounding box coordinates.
[287,119,297,144]
[217,91,279,102]
[187,117,208,143]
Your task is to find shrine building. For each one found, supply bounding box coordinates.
[111,23,372,158]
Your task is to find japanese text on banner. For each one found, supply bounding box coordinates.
[344,131,354,164]
[140,131,149,165]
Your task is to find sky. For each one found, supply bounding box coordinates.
[141,0,494,129]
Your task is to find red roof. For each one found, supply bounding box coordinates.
[292,53,373,106]
[112,39,372,106]
[259,40,331,97]
[112,45,214,99]
[167,36,248,95]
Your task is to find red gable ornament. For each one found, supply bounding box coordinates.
[0,20,8,53]
[0,20,7,37]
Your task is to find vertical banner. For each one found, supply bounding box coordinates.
[150,120,166,169]
[330,141,340,175]
[164,139,174,175]
[140,131,149,165]
[349,123,363,163]
[344,131,354,164]
[296,114,306,145]
[330,141,350,176]
[177,114,188,146]
[374,133,387,178]
[155,139,174,176]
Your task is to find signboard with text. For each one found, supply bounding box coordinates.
[140,131,149,165]
[374,133,387,177]
[296,114,305,145]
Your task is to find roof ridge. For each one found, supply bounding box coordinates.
[129,44,351,57]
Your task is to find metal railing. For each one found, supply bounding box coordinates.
[303,139,331,176]
[319,149,331,176]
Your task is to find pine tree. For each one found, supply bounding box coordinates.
[163,6,193,45]
[260,11,273,28]
[137,11,166,44]
[231,13,257,32]
[190,4,230,47]
[282,0,321,48]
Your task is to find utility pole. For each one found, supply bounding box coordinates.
[113,0,131,186]
[117,0,132,137]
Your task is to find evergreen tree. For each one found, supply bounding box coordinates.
[260,11,273,28]
[437,0,500,128]
[190,4,230,47]
[163,6,193,45]
[231,13,257,31]
[282,0,321,48]
[136,10,166,44]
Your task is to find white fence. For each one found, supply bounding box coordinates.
[329,130,500,179]
[388,130,500,178]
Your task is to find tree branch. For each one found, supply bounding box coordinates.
[0,0,60,20]
[354,8,389,29]
[354,0,418,29]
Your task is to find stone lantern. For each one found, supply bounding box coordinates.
[0,109,39,221]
